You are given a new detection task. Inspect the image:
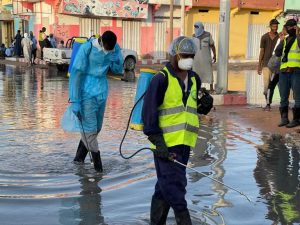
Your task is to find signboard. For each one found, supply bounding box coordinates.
[0,9,13,20]
[62,0,148,19]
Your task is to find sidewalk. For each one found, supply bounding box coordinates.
[209,105,300,146]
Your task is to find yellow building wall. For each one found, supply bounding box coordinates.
[185,8,277,59]
[1,0,12,6]
[230,10,249,59]
[185,8,219,36]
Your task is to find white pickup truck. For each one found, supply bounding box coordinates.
[43,37,138,72]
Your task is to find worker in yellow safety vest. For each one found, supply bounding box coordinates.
[142,36,213,225]
[275,19,300,128]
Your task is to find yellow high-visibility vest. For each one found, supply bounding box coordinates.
[152,67,199,148]
[281,38,300,69]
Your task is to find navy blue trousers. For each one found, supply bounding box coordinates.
[153,145,190,213]
[279,70,300,108]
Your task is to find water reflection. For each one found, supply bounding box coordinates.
[59,167,106,225]
[1,63,299,225]
[189,118,232,224]
[254,135,300,225]
[202,70,280,106]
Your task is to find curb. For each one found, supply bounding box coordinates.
[212,93,247,106]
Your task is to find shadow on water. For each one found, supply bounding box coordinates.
[255,135,300,225]
[59,167,106,225]
[0,63,299,225]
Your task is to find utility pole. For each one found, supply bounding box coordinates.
[170,0,174,42]
[216,0,230,94]
[180,0,185,35]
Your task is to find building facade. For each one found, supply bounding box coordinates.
[0,0,14,47]
[9,0,193,59]
[4,0,286,60]
[278,0,300,30]
[186,0,284,60]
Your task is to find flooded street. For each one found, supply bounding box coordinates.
[0,64,299,225]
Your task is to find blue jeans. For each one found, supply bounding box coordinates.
[279,70,300,108]
[153,145,190,213]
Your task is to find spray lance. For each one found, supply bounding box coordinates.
[119,69,253,203]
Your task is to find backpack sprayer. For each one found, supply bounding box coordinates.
[119,68,253,203]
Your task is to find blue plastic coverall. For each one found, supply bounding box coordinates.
[61,39,124,152]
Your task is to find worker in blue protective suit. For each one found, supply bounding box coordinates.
[142,36,212,225]
[61,31,124,172]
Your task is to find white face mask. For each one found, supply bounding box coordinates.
[178,58,194,70]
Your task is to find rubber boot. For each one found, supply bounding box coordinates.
[73,140,88,163]
[150,196,170,225]
[91,151,103,172]
[278,106,289,127]
[174,210,192,225]
[286,107,300,128]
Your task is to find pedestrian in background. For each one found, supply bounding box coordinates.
[61,31,124,172]
[5,40,14,57]
[192,21,216,93]
[0,44,6,59]
[275,19,300,128]
[58,40,64,48]
[43,35,52,48]
[21,33,33,66]
[265,27,288,111]
[258,19,280,110]
[30,31,37,65]
[48,33,57,48]
[38,27,46,59]
[14,30,22,57]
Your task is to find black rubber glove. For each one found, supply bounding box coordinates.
[148,134,169,159]
[198,88,213,115]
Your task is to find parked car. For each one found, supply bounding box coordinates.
[43,37,138,72]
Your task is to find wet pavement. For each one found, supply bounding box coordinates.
[0,64,299,225]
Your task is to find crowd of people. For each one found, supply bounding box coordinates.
[0,27,61,66]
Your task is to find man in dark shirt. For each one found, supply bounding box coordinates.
[275,19,300,128]
[258,19,279,109]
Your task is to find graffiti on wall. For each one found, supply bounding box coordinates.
[62,0,148,18]
[53,23,70,41]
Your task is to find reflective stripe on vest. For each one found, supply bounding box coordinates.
[280,38,300,69]
[152,67,199,148]
[161,123,199,134]
[159,105,198,116]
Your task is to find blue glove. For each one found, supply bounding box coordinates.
[110,52,119,62]
[72,102,81,120]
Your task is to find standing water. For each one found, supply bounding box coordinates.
[0,64,299,225]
